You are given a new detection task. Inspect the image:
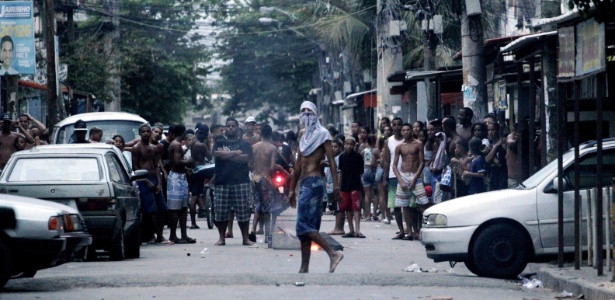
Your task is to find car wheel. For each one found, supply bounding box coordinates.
[109,227,125,261]
[471,224,529,279]
[125,218,141,259]
[464,258,483,276]
[0,239,11,288]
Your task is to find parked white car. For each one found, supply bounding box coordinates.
[51,112,147,144]
[0,195,92,288]
[421,139,615,279]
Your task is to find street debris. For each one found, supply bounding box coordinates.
[554,290,575,299]
[294,281,305,286]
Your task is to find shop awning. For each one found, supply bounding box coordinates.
[500,31,556,54]
[345,89,377,100]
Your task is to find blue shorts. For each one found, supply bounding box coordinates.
[167,172,189,210]
[137,176,167,214]
[374,166,384,183]
[296,176,325,240]
[361,168,375,187]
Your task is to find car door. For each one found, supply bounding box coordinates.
[536,148,615,250]
[105,153,139,233]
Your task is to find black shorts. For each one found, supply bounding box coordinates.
[189,170,207,196]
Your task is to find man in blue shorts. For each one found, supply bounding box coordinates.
[167,125,196,244]
[289,101,344,273]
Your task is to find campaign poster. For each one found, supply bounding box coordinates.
[0,1,36,75]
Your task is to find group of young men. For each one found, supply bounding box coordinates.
[0,113,49,170]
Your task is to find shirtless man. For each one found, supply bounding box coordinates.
[0,113,25,169]
[89,127,103,143]
[250,124,279,238]
[167,125,196,244]
[188,124,212,229]
[456,107,474,141]
[17,113,46,147]
[443,117,463,159]
[382,117,404,227]
[392,124,427,240]
[243,116,261,145]
[506,125,523,187]
[132,124,169,244]
[289,101,343,273]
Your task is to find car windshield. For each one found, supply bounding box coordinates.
[7,158,101,182]
[520,148,575,189]
[55,120,143,144]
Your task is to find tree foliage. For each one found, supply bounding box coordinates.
[61,0,212,124]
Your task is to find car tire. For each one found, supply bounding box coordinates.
[464,257,483,276]
[109,227,125,261]
[471,224,529,279]
[0,239,11,288]
[125,218,141,259]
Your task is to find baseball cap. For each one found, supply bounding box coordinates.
[74,119,88,131]
[245,116,256,123]
[196,123,209,134]
[2,113,11,121]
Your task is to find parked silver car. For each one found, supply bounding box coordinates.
[0,195,92,288]
[0,144,147,261]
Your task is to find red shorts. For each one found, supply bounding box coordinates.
[339,191,361,212]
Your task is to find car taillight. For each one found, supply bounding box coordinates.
[66,214,84,231]
[77,198,115,211]
[48,216,63,231]
[63,214,75,231]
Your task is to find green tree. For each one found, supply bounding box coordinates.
[62,0,212,124]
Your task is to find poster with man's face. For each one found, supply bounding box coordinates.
[0,1,35,75]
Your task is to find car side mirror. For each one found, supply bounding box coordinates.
[0,207,16,229]
[550,176,569,192]
[131,170,149,182]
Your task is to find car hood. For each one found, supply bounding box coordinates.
[423,188,537,227]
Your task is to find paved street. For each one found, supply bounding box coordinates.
[2,209,560,299]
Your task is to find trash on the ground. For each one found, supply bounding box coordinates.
[522,278,542,289]
[200,248,209,256]
[403,263,425,272]
[294,281,305,286]
[554,290,574,299]
[186,253,191,256]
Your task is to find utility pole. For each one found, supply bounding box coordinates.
[44,0,58,125]
[461,0,487,120]
[376,0,403,119]
[421,0,441,121]
[103,0,121,112]
[541,1,561,163]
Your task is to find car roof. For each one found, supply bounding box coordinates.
[54,112,147,127]
[11,143,119,156]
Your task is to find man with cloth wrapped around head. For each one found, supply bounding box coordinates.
[288,101,344,273]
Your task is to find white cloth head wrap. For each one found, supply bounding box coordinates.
[299,101,331,156]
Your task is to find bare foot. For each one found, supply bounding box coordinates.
[329,252,344,273]
[215,239,225,246]
[327,231,345,235]
[243,240,255,246]
[299,268,308,273]
[225,232,234,238]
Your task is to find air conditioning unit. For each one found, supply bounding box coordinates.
[466,0,482,16]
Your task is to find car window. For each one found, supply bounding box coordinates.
[7,158,101,182]
[58,120,143,144]
[563,149,615,190]
[106,154,130,184]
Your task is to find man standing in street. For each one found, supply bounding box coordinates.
[132,124,169,244]
[188,124,212,229]
[457,107,474,141]
[213,117,254,246]
[70,119,90,144]
[0,113,25,169]
[382,117,404,229]
[167,125,196,244]
[250,124,279,239]
[289,101,344,273]
[18,113,48,147]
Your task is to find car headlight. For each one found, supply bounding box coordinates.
[424,214,447,228]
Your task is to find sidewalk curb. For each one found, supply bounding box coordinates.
[538,267,615,300]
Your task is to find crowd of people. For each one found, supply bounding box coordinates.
[0,103,525,274]
[321,107,523,242]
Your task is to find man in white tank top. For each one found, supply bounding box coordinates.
[382,117,404,227]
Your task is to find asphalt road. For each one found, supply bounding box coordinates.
[2,209,560,299]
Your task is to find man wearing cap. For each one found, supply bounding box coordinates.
[0,113,26,169]
[71,119,90,144]
[288,100,344,273]
[242,116,261,145]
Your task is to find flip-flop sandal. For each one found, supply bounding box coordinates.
[392,234,404,240]
[402,234,414,241]
[327,232,345,235]
[159,240,174,245]
[341,233,355,238]
[355,234,366,238]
